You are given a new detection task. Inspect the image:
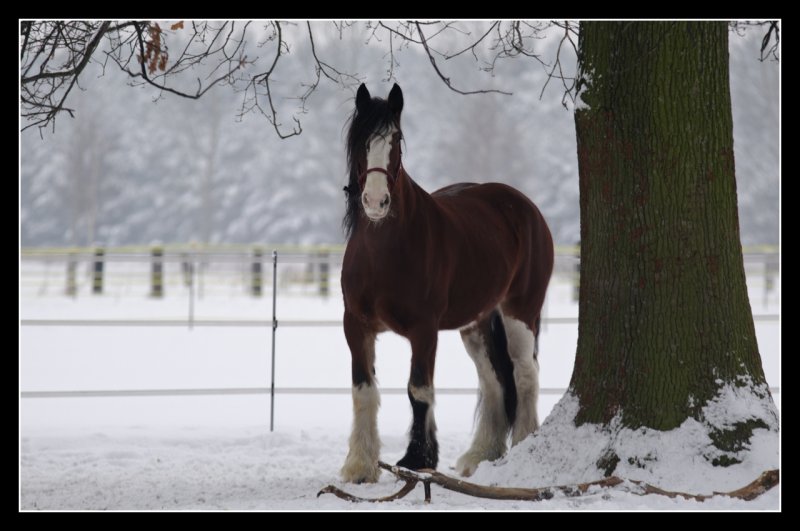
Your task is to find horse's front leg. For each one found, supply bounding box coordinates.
[341,311,381,483]
[397,326,439,471]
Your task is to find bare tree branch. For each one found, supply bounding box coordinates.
[243,21,302,139]
[539,21,579,108]
[306,21,361,87]
[126,21,244,100]
[760,21,779,61]
[443,21,499,61]
[21,21,110,133]
[730,20,780,62]
[20,21,31,60]
[414,21,512,97]
[21,20,252,133]
[20,20,579,135]
[376,21,423,45]
[386,29,395,82]
[318,462,780,504]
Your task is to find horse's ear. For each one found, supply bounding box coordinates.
[388,83,403,115]
[356,84,371,113]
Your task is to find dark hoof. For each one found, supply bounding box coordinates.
[397,452,436,471]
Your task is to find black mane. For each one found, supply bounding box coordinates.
[343,96,402,239]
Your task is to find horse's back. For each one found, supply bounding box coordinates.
[431,182,481,198]
[432,182,546,233]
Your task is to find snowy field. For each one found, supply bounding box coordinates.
[19,258,780,510]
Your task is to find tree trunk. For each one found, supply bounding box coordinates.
[571,22,776,460]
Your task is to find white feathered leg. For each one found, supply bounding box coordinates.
[341,382,382,483]
[503,317,540,446]
[456,321,510,477]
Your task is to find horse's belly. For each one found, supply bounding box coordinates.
[440,279,508,330]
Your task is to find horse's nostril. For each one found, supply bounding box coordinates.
[380,195,390,208]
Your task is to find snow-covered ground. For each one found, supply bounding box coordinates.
[19,262,780,510]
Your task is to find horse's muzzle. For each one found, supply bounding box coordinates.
[362,192,391,220]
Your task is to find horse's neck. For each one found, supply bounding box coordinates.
[395,168,432,221]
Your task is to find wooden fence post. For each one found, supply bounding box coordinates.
[150,246,164,298]
[318,250,329,298]
[92,248,104,295]
[251,248,263,297]
[66,253,77,297]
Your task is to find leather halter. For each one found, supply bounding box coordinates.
[358,164,402,191]
[358,167,393,188]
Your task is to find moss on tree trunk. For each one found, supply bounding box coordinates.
[570,22,774,452]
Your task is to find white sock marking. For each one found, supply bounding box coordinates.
[341,383,382,483]
[409,384,437,434]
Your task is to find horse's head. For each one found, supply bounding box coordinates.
[345,83,404,225]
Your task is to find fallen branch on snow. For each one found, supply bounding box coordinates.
[317,462,779,504]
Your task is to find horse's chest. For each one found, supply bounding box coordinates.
[343,265,438,329]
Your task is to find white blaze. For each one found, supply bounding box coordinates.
[362,126,396,220]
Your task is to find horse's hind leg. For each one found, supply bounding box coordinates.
[341,311,382,483]
[500,304,541,446]
[456,312,513,477]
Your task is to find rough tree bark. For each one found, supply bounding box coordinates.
[571,21,776,465]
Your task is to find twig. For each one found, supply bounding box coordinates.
[760,21,780,62]
[129,22,240,101]
[244,21,302,139]
[377,22,423,45]
[444,22,499,61]
[414,21,511,97]
[317,478,419,503]
[539,21,578,107]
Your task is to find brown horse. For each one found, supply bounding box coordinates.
[340,83,554,483]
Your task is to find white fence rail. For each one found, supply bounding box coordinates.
[20,245,781,430]
[19,387,573,399]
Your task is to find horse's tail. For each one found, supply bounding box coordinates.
[487,310,517,426]
[534,315,541,360]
